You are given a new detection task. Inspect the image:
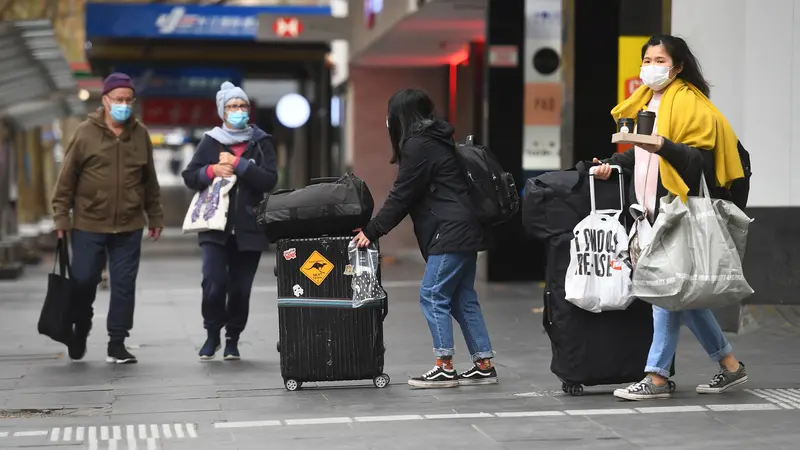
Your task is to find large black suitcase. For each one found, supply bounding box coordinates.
[255,174,374,243]
[274,236,389,391]
[543,233,655,395]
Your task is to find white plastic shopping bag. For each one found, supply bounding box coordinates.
[182,175,237,234]
[565,165,633,313]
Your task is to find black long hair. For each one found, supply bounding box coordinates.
[642,35,711,98]
[386,88,436,164]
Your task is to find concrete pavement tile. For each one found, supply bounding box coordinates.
[110,397,221,415]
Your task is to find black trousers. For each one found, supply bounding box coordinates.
[70,229,142,341]
[200,238,261,336]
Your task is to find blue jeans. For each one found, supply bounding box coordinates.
[645,306,733,377]
[420,252,494,362]
[70,229,143,341]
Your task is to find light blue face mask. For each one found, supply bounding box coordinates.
[109,104,132,122]
[227,111,249,129]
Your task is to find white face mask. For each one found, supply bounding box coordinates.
[640,65,673,91]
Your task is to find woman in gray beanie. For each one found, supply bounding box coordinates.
[182,81,278,361]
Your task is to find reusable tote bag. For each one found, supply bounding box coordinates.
[182,175,237,234]
[38,237,76,345]
[632,173,754,311]
[565,165,634,313]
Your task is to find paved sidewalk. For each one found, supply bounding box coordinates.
[1,241,799,449]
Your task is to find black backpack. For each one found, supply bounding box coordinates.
[714,140,751,210]
[453,135,520,226]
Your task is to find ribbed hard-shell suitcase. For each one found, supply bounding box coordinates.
[274,236,389,391]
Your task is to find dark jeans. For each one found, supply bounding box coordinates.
[201,239,261,336]
[71,229,143,341]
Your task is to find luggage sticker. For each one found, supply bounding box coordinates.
[292,284,304,297]
[283,248,297,261]
[343,264,355,276]
[300,251,334,286]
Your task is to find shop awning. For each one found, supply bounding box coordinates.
[0,20,84,130]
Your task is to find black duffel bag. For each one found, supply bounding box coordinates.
[254,173,374,242]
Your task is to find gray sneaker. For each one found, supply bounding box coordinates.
[613,376,676,401]
[696,362,748,394]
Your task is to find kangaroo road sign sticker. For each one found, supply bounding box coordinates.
[300,250,334,286]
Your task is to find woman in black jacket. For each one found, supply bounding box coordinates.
[182,81,278,361]
[353,89,497,388]
[593,35,748,401]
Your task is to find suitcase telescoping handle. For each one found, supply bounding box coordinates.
[588,164,625,215]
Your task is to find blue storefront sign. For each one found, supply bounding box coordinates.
[114,67,243,97]
[85,3,331,40]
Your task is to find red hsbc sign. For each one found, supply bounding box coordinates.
[273,17,303,38]
[625,77,643,98]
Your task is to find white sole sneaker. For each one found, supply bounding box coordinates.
[613,389,672,401]
[223,355,241,361]
[696,375,748,394]
[407,379,459,389]
[106,357,136,364]
[458,377,499,386]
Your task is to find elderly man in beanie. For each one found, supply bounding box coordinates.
[182,81,277,361]
[52,72,163,364]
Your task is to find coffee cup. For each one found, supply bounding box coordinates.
[636,111,656,135]
[618,118,635,134]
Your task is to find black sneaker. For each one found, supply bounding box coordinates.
[458,364,498,385]
[696,362,748,394]
[68,324,91,361]
[223,337,241,361]
[199,332,221,361]
[106,341,137,364]
[408,366,459,389]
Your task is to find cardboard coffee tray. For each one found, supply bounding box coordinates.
[611,132,660,146]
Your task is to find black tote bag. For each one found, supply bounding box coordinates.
[37,237,75,345]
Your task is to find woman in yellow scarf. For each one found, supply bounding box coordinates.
[592,35,749,401]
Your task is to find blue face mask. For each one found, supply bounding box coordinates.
[109,104,132,122]
[227,111,249,129]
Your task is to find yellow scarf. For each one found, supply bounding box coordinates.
[610,78,744,201]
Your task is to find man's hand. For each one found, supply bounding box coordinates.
[219,153,237,166]
[212,164,234,178]
[591,159,612,180]
[148,227,162,241]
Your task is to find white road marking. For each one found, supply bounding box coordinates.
[215,420,282,429]
[127,436,138,450]
[50,427,60,441]
[566,409,637,416]
[113,425,122,440]
[494,411,566,418]
[150,424,160,439]
[76,426,84,441]
[162,424,172,438]
[286,417,352,425]
[636,405,707,414]
[0,432,7,438]
[64,427,73,441]
[109,438,118,450]
[747,389,799,409]
[354,415,424,423]
[100,426,109,440]
[425,413,494,420]
[147,437,157,450]
[14,430,48,437]
[138,424,147,439]
[127,425,135,440]
[187,423,198,438]
[88,438,98,450]
[707,403,781,411]
[175,423,185,439]
[89,426,97,442]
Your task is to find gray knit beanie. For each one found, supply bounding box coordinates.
[216,81,249,120]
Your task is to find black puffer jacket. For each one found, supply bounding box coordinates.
[363,120,489,260]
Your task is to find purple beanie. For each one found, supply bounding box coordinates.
[102,73,135,95]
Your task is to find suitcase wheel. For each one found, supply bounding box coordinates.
[562,383,583,396]
[276,341,280,353]
[373,374,390,389]
[284,379,302,391]
[273,266,278,277]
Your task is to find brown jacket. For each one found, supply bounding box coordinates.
[52,108,163,233]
